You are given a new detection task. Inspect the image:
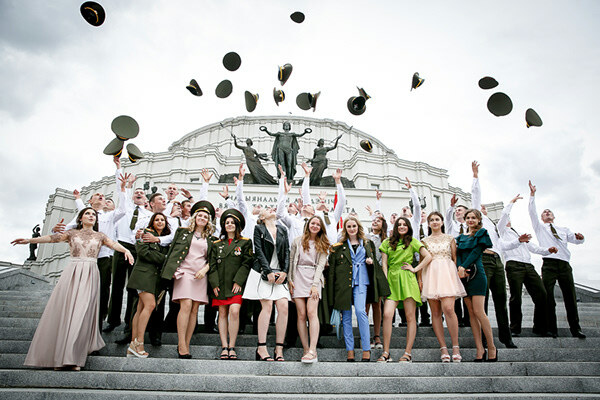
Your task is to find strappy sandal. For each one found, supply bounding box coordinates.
[255,343,274,361]
[452,345,462,363]
[301,350,318,364]
[440,346,451,363]
[274,343,285,361]
[228,347,238,360]
[377,351,391,363]
[362,350,371,362]
[371,335,383,349]
[220,347,230,360]
[398,352,412,363]
[127,338,149,358]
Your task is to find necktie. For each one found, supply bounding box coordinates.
[129,206,139,230]
[549,224,562,241]
[459,224,464,235]
[304,218,308,229]
[510,227,519,236]
[419,224,425,240]
[323,211,331,225]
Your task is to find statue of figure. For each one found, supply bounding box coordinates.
[308,134,343,186]
[231,133,277,185]
[27,224,41,261]
[260,122,311,180]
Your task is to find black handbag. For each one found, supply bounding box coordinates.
[461,264,477,283]
[261,268,288,284]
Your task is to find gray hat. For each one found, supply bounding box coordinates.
[223,52,241,72]
[273,88,285,106]
[103,138,124,156]
[126,143,144,163]
[290,11,305,23]
[347,96,366,115]
[245,91,259,112]
[111,115,139,140]
[216,80,233,98]
[278,64,293,86]
[478,76,498,90]
[525,108,543,128]
[487,92,513,116]
[296,91,320,112]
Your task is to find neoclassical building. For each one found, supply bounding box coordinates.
[27,116,501,282]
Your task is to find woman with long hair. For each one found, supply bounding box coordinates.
[402,211,466,362]
[243,207,290,361]
[127,212,171,358]
[289,215,330,363]
[12,207,134,370]
[378,217,432,363]
[328,216,390,362]
[161,201,215,359]
[456,209,497,362]
[366,215,387,349]
[208,209,252,360]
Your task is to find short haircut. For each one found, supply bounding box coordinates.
[149,193,163,204]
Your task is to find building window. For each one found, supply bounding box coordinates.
[371,184,380,190]
[434,195,441,211]
[190,177,200,182]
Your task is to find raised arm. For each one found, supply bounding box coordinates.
[199,169,212,201]
[301,162,312,205]
[528,180,541,232]
[259,126,275,136]
[332,169,345,222]
[275,176,294,228]
[11,232,68,246]
[497,195,521,236]
[405,177,420,231]
[326,134,343,151]
[471,161,481,211]
[235,164,250,219]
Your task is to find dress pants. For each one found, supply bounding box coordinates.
[342,284,370,352]
[541,258,581,335]
[96,256,113,325]
[482,253,512,344]
[107,241,137,331]
[505,260,547,334]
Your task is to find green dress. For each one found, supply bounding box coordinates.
[455,228,493,296]
[379,237,423,307]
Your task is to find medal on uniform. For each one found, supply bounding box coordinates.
[234,246,241,256]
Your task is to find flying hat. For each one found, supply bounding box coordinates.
[347,96,366,115]
[290,11,305,23]
[360,139,373,152]
[221,208,246,231]
[223,52,241,72]
[411,72,425,91]
[273,88,285,106]
[111,115,139,140]
[245,91,259,112]
[126,143,144,163]
[216,80,233,98]
[103,138,125,156]
[487,92,513,116]
[190,200,215,220]
[357,87,371,100]
[296,92,320,112]
[478,76,498,90]
[80,2,105,27]
[278,64,293,86]
[525,108,543,128]
[186,79,202,96]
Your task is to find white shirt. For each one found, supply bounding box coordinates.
[445,177,478,237]
[134,212,178,247]
[497,202,551,263]
[303,178,347,245]
[276,178,305,245]
[235,180,258,239]
[470,177,503,256]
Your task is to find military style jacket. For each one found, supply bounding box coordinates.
[161,227,216,281]
[208,236,253,299]
[127,229,170,296]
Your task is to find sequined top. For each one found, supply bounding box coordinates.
[50,229,115,258]
[422,234,454,261]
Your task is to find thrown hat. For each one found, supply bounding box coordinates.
[525,108,543,128]
[245,91,259,112]
[478,76,498,90]
[190,200,215,220]
[487,92,513,116]
[357,87,371,100]
[80,2,105,27]
[111,115,139,140]
[186,79,202,96]
[103,138,124,156]
[273,88,285,106]
[290,11,305,23]
[411,72,425,91]
[215,80,233,98]
[296,92,320,112]
[223,52,241,72]
[360,139,373,152]
[347,96,366,115]
[221,208,246,231]
[126,143,144,163]
[278,64,293,86]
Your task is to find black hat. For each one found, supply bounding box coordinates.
[223,52,241,72]
[103,138,124,156]
[296,92,320,112]
[190,200,215,220]
[186,79,202,96]
[278,64,293,86]
[290,11,305,23]
[273,88,285,106]
[411,72,425,91]
[216,80,233,98]
[357,87,371,100]
[245,91,259,112]
[478,76,498,90]
[126,143,144,163]
[347,96,366,115]
[360,139,373,152]
[525,108,543,128]
[111,115,139,140]
[487,92,513,116]
[221,208,246,231]
[80,2,105,27]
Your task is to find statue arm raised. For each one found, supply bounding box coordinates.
[326,134,343,151]
[260,126,276,137]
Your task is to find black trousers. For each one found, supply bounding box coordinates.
[107,241,137,331]
[96,256,113,325]
[541,258,581,335]
[482,252,512,344]
[204,298,217,331]
[505,260,547,334]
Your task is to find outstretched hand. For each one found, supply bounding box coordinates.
[375,190,382,200]
[332,168,342,183]
[301,162,312,176]
[528,180,536,196]
[11,238,29,245]
[219,185,229,199]
[239,163,246,180]
[450,194,458,207]
[52,218,66,234]
[283,177,292,195]
[201,169,213,183]
[403,177,412,190]
[73,189,80,200]
[472,161,479,178]
[510,194,523,204]
[518,234,532,243]
[278,164,286,178]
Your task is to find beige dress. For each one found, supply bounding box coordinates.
[421,234,466,301]
[24,229,110,368]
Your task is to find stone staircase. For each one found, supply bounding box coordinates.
[1,287,599,399]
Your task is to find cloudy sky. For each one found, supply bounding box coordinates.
[1,0,599,286]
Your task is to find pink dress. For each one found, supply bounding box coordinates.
[421,234,467,301]
[24,229,108,368]
[292,241,322,299]
[172,237,209,304]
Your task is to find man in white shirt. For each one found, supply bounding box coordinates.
[276,165,315,245]
[528,180,586,339]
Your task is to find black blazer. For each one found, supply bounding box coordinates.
[253,223,289,274]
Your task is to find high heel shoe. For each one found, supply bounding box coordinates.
[486,348,498,362]
[452,345,462,363]
[274,343,285,361]
[126,338,149,358]
[362,350,371,362]
[440,347,451,363]
[255,342,274,361]
[473,349,487,362]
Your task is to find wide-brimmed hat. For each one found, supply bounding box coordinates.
[220,208,246,231]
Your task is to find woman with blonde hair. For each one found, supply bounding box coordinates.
[289,215,330,363]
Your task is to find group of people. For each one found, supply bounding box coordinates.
[12,158,586,370]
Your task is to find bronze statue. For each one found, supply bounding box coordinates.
[27,224,41,261]
[231,133,277,185]
[260,122,311,180]
[308,134,343,186]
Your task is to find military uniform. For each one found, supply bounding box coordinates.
[208,237,253,300]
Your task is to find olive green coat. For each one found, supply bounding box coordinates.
[208,237,253,300]
[127,230,170,296]
[161,227,216,281]
[327,239,391,311]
